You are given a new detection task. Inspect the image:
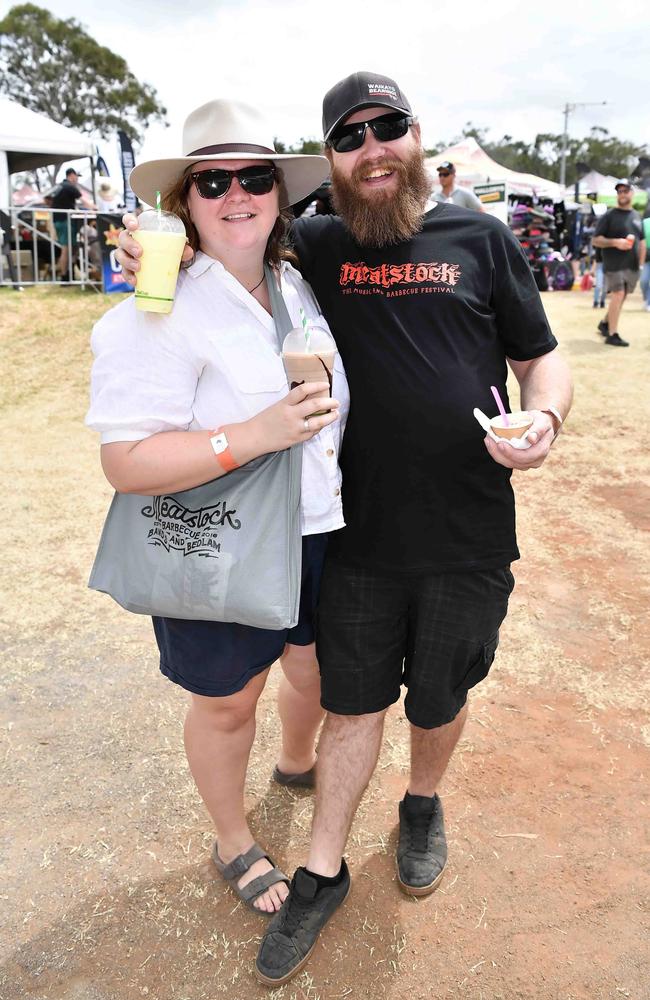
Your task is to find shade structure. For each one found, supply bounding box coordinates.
[426,137,563,200]
[0,97,95,174]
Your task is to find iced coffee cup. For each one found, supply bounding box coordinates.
[490,410,534,440]
[282,325,336,416]
[133,210,187,314]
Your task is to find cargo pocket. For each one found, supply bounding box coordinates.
[453,632,500,697]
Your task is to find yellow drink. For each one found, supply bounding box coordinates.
[133,230,187,314]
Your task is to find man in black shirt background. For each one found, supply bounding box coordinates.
[51,167,82,279]
[592,180,646,346]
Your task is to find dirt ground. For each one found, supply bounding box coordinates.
[1,284,649,1000]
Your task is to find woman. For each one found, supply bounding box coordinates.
[86,99,349,915]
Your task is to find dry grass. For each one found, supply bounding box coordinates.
[1,283,649,1000]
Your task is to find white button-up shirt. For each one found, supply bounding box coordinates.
[86,253,350,536]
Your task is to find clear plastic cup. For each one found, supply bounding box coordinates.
[133,210,187,314]
[282,326,336,416]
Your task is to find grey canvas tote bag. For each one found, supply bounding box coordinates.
[88,264,303,629]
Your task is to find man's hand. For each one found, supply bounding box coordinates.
[115,212,193,286]
[483,410,556,470]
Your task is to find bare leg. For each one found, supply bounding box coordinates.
[307,710,387,876]
[183,670,287,913]
[605,288,626,333]
[277,641,324,774]
[408,703,468,797]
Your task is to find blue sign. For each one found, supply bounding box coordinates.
[97,213,132,294]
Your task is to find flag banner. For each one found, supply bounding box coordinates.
[95,154,110,177]
[118,131,138,213]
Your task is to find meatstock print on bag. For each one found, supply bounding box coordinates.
[142,491,241,557]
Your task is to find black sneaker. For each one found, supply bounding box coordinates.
[255,861,350,985]
[604,333,629,347]
[397,793,447,896]
[597,319,609,337]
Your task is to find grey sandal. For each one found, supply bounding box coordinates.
[211,841,290,914]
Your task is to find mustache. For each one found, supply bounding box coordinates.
[352,157,406,184]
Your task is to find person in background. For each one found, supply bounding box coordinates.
[433,161,484,211]
[51,167,82,278]
[592,180,646,346]
[87,98,349,918]
[96,180,121,213]
[592,246,606,309]
[639,202,650,312]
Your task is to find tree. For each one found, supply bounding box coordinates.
[0,3,167,146]
[274,137,323,155]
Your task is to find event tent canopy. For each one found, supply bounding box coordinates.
[426,137,563,200]
[0,97,95,174]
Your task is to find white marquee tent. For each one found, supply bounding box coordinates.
[0,97,95,206]
[426,137,563,201]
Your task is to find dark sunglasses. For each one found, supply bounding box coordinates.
[190,165,277,199]
[327,112,417,153]
[437,170,451,177]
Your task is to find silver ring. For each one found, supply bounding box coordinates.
[304,417,310,432]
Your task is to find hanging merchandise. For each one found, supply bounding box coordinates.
[509,197,572,291]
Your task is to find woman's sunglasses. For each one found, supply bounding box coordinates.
[327,113,417,153]
[190,165,277,200]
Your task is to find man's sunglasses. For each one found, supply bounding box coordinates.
[190,165,277,199]
[327,112,417,153]
[437,170,451,177]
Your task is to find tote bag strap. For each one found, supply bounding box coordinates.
[264,261,295,349]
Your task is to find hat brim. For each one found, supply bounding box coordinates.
[323,100,411,142]
[130,153,330,210]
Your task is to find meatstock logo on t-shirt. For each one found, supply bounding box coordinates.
[140,494,241,558]
[339,260,462,298]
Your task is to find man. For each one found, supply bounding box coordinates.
[51,167,82,279]
[433,160,484,211]
[253,71,572,985]
[592,179,646,346]
[116,71,573,987]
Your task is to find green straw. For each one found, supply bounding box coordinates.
[156,189,161,219]
[299,307,311,350]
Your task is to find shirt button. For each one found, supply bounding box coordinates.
[334,488,340,496]
[326,448,334,457]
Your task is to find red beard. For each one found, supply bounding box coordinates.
[330,149,432,247]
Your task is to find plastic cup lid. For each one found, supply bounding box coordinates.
[138,209,186,234]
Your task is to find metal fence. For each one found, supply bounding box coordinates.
[0,206,102,289]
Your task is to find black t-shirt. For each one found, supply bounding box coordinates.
[594,207,644,272]
[51,179,81,216]
[292,204,557,573]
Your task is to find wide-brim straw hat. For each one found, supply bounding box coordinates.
[130,99,330,210]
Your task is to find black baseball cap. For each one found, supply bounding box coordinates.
[322,71,412,141]
[615,178,633,190]
[437,161,455,172]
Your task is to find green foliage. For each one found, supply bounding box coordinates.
[0,3,167,144]
[274,137,323,155]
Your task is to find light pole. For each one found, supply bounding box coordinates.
[559,101,607,188]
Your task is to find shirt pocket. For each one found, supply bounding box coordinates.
[207,327,288,400]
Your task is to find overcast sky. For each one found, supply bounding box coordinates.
[2,0,648,179]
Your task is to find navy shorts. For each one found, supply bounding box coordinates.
[315,560,515,729]
[152,533,328,697]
